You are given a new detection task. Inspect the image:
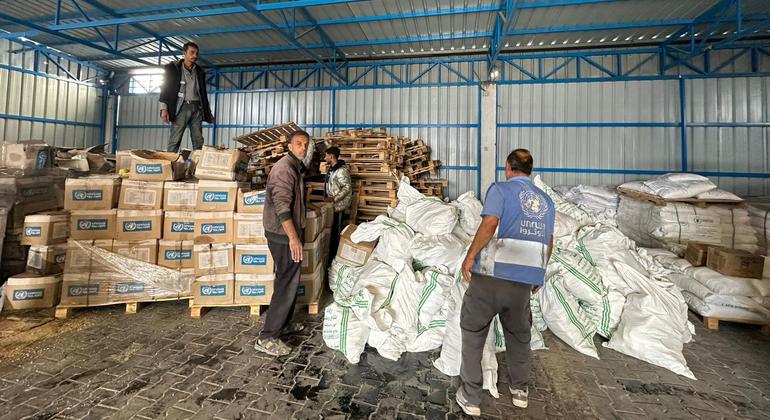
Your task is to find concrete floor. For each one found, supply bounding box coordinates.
[0,299,768,420]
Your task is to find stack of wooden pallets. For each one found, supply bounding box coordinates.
[323,128,447,223]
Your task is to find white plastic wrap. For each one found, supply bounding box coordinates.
[620,173,716,199]
[410,234,467,273]
[69,241,193,302]
[404,197,458,236]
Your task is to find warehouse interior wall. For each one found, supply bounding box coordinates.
[112,48,770,198]
[0,39,105,148]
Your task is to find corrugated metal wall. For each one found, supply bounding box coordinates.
[0,39,103,147]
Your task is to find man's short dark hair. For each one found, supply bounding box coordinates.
[287,130,310,145]
[506,148,533,175]
[325,146,340,159]
[183,42,199,52]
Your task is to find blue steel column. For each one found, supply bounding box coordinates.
[212,69,219,146]
[98,85,108,145]
[678,77,689,172]
[477,84,482,194]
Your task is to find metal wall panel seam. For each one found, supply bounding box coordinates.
[679,77,688,172]
[494,167,770,178]
[0,113,100,127]
[497,122,680,127]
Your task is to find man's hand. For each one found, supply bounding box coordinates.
[461,256,474,283]
[160,109,170,123]
[289,236,303,263]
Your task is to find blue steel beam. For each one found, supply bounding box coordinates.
[713,15,770,48]
[232,0,347,84]
[488,0,520,73]
[0,11,154,66]
[76,0,218,68]
[29,0,619,25]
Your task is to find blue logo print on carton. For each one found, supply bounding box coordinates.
[200,284,226,296]
[123,221,152,232]
[241,254,267,266]
[115,282,145,294]
[240,285,266,296]
[68,285,99,296]
[12,288,44,301]
[201,223,226,235]
[243,193,265,206]
[78,219,108,231]
[36,150,49,169]
[73,189,104,201]
[171,221,194,232]
[164,250,192,260]
[135,163,163,175]
[25,227,42,237]
[203,191,229,203]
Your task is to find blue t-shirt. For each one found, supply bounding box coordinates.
[473,176,556,286]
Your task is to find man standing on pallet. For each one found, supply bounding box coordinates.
[323,146,352,262]
[159,42,214,152]
[256,130,311,356]
[456,149,555,417]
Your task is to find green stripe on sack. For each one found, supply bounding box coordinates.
[553,254,602,295]
[551,283,590,338]
[379,273,400,310]
[601,293,610,335]
[494,318,504,347]
[341,307,350,353]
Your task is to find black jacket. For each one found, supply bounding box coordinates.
[160,60,214,123]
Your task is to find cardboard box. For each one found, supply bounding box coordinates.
[194,147,249,181]
[193,274,234,305]
[195,211,233,244]
[1,142,52,175]
[234,213,267,245]
[163,181,198,211]
[157,240,194,269]
[64,240,93,272]
[321,228,331,258]
[197,180,238,212]
[60,273,107,306]
[64,176,121,210]
[194,243,234,276]
[237,189,266,213]
[685,242,711,267]
[304,208,323,243]
[116,210,163,240]
[302,235,324,275]
[320,203,334,229]
[92,272,160,303]
[4,273,61,310]
[234,244,274,275]
[115,150,133,174]
[128,150,187,182]
[113,240,158,264]
[234,274,274,305]
[70,209,117,240]
[707,247,765,279]
[336,225,377,267]
[26,244,67,275]
[164,211,196,240]
[297,261,324,304]
[21,211,69,245]
[119,180,163,210]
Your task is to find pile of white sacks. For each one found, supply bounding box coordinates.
[617,173,760,254]
[324,174,704,389]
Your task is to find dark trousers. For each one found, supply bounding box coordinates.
[260,239,302,340]
[328,211,345,266]
[460,274,532,405]
[167,102,204,152]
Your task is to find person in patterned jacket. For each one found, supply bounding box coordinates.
[323,146,352,262]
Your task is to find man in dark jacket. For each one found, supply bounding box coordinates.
[255,130,310,357]
[159,42,214,152]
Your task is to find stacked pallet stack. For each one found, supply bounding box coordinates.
[323,128,447,223]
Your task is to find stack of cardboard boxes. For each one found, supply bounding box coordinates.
[0,142,59,279]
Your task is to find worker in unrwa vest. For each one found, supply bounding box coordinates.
[323,146,352,264]
[255,130,311,357]
[456,149,555,417]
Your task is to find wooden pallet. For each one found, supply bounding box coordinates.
[55,296,192,319]
[235,122,302,147]
[358,195,398,208]
[190,290,323,318]
[403,160,441,177]
[696,313,770,334]
[356,179,398,190]
[617,187,745,208]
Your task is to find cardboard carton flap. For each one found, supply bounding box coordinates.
[131,150,188,162]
